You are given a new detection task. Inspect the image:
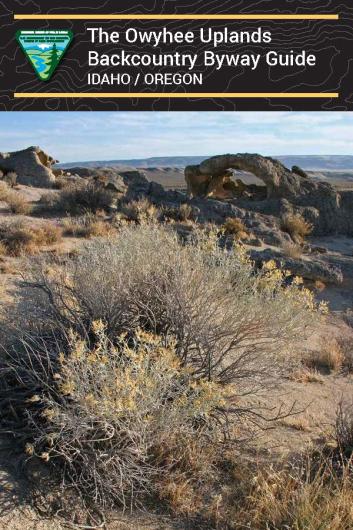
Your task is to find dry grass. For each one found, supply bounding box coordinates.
[39,191,59,208]
[35,224,62,245]
[53,181,114,215]
[314,280,326,292]
[0,183,32,215]
[336,401,353,456]
[0,241,6,257]
[6,191,32,215]
[223,217,248,240]
[304,338,344,373]
[62,213,114,239]
[280,213,313,242]
[230,456,353,530]
[289,367,324,384]
[162,203,194,223]
[3,171,17,187]
[0,181,9,201]
[282,241,303,259]
[340,340,353,373]
[0,220,62,257]
[281,416,311,432]
[121,198,159,223]
[178,203,193,221]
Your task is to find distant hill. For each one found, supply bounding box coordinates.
[58,155,353,171]
[58,156,205,169]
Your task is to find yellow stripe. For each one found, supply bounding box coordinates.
[14,14,339,20]
[14,92,339,98]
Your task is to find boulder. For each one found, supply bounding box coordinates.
[0,146,56,187]
[249,248,343,285]
[119,170,150,199]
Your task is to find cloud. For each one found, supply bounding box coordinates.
[0,111,352,162]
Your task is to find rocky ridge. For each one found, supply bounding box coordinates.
[1,147,352,287]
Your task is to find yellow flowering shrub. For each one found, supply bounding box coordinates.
[23,323,229,508]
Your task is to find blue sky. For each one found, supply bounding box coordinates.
[0,112,352,163]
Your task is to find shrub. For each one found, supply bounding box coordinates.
[39,191,59,208]
[0,181,9,201]
[6,190,32,215]
[0,183,32,215]
[0,221,62,256]
[289,367,324,384]
[223,217,248,240]
[9,225,321,391]
[121,198,159,223]
[0,325,225,508]
[231,456,353,530]
[62,213,113,239]
[0,221,38,256]
[336,401,353,456]
[280,213,312,242]
[162,203,194,223]
[282,241,303,259]
[35,224,62,245]
[304,337,344,373]
[0,224,325,514]
[4,171,17,187]
[54,181,113,215]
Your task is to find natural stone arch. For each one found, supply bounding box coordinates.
[185,153,306,200]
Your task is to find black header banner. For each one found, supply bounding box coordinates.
[1,0,352,111]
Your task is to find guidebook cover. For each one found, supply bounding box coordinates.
[0,1,352,529]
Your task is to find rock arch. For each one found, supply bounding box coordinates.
[185,153,307,200]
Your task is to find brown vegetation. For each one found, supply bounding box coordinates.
[0,220,62,256]
[280,213,313,242]
[121,198,159,223]
[52,181,114,215]
[304,337,344,373]
[0,182,32,215]
[282,241,303,259]
[223,217,248,240]
[62,213,114,238]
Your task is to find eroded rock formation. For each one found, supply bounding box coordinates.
[185,153,337,201]
[0,146,57,187]
[185,153,351,236]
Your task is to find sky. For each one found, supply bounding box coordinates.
[0,111,352,163]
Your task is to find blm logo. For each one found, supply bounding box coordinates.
[16,30,73,81]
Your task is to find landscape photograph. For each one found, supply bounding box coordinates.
[0,111,352,529]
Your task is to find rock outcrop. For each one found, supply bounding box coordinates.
[185,154,352,236]
[249,248,343,285]
[185,153,338,202]
[0,146,56,187]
